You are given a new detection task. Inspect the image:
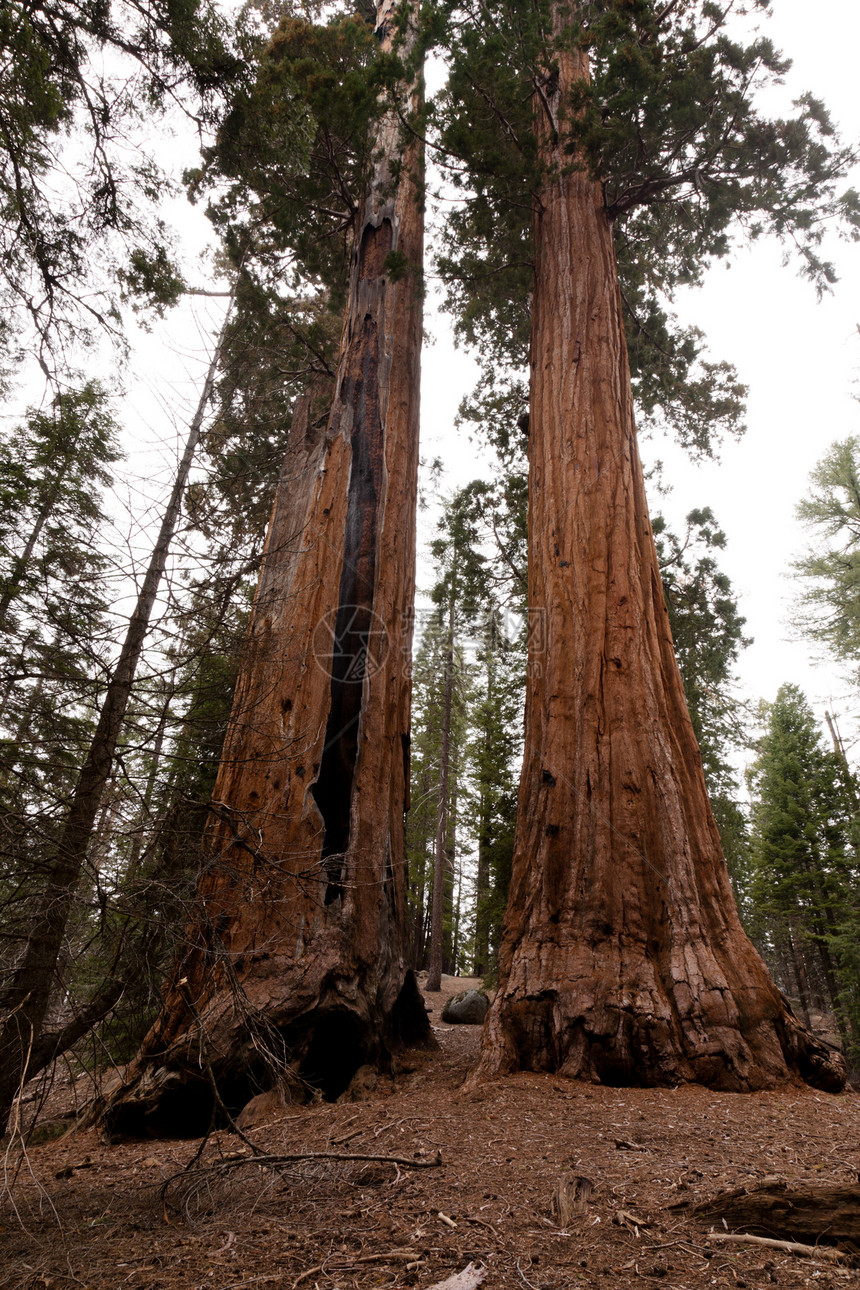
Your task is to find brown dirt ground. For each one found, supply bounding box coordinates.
[1,976,859,1290]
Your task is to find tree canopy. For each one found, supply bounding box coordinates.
[793,436,860,675]
[0,0,244,368]
[432,0,859,458]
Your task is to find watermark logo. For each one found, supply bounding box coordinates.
[312,606,390,682]
[410,605,547,656]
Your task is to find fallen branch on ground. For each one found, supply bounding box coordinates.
[690,1180,860,1243]
[214,1148,443,1169]
[292,1248,422,1288]
[707,1233,855,1266]
[161,1144,443,1219]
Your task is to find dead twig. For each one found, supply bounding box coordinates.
[292,1248,421,1289]
[239,1148,442,1168]
[516,1256,541,1289]
[616,1209,651,1230]
[331,1126,365,1146]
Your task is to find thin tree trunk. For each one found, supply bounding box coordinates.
[474,14,844,1093]
[0,292,235,1135]
[427,594,455,992]
[444,732,460,974]
[473,638,496,978]
[124,698,171,879]
[408,763,431,968]
[786,920,812,1028]
[451,857,462,974]
[96,2,432,1137]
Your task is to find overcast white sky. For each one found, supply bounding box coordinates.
[418,0,860,758]
[115,1,860,763]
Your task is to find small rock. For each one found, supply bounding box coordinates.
[236,1088,287,1129]
[28,1118,74,1145]
[441,990,490,1025]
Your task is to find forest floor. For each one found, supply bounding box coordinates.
[1,975,859,1290]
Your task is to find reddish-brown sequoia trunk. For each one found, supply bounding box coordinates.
[100,3,432,1136]
[474,26,844,1094]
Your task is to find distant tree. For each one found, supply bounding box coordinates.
[90,567,254,1061]
[0,385,119,940]
[467,610,522,981]
[0,383,118,644]
[792,437,860,675]
[405,604,469,976]
[747,684,859,1059]
[0,298,233,1136]
[654,507,753,901]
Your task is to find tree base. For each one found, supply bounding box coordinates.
[94,966,434,1139]
[471,983,845,1095]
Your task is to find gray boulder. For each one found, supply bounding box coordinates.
[441,989,490,1025]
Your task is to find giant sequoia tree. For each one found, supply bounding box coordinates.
[437,0,853,1090]
[101,0,430,1134]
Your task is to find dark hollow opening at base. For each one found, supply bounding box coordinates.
[297,1009,368,1102]
[388,969,435,1049]
[103,1064,270,1140]
[102,1076,215,1141]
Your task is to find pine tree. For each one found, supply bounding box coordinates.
[792,437,860,676]
[0,385,118,952]
[0,297,235,1135]
[468,610,522,980]
[654,507,753,901]
[747,685,859,1055]
[0,0,242,363]
[405,603,469,976]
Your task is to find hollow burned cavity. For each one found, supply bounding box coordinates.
[312,218,393,904]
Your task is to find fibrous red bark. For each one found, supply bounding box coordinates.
[99,2,432,1136]
[474,21,845,1094]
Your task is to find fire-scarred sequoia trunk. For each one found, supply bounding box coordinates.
[100,1,431,1136]
[474,23,845,1094]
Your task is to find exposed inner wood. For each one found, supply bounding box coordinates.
[313,219,393,904]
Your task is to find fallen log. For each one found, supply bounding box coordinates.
[691,1180,860,1246]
